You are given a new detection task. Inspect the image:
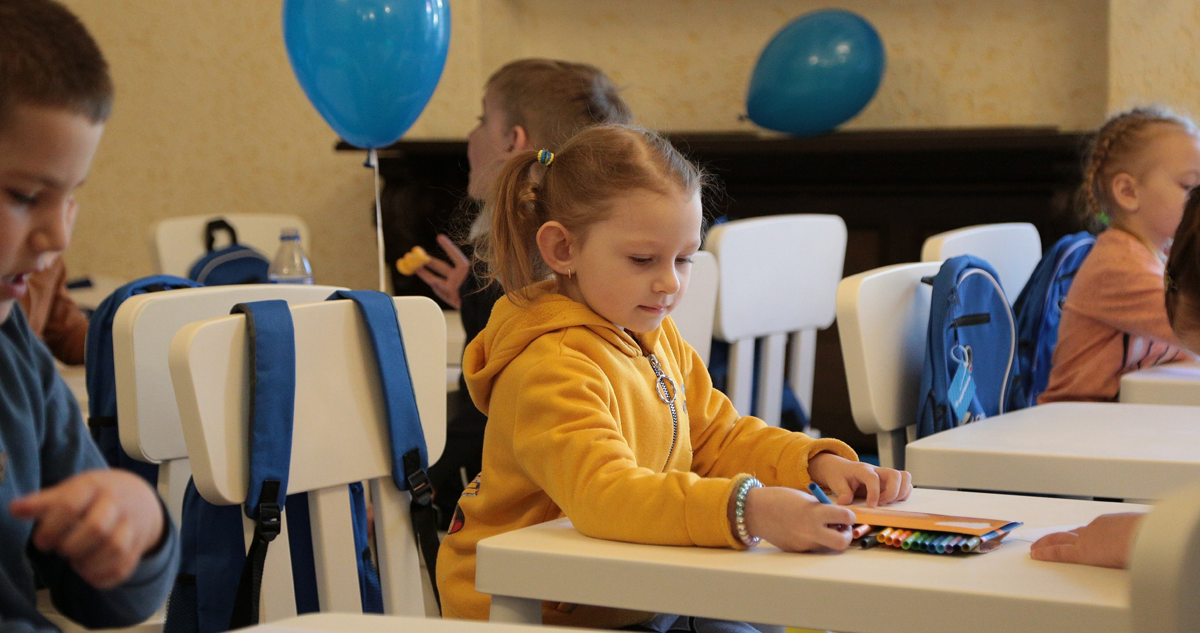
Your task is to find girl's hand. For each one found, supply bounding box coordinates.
[414,234,471,309]
[10,469,166,589]
[741,486,856,552]
[808,453,913,507]
[1030,512,1143,569]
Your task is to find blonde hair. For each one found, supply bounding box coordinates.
[486,59,633,150]
[477,125,706,302]
[1078,106,1198,229]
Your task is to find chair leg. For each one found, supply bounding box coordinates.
[756,333,787,426]
[787,329,818,420]
[727,338,755,417]
[877,429,907,470]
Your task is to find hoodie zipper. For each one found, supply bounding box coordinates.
[647,353,679,471]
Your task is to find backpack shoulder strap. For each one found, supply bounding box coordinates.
[227,299,296,629]
[326,289,441,611]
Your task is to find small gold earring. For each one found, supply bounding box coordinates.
[567,268,574,280]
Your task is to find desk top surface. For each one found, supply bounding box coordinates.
[264,613,552,633]
[904,403,1200,498]
[906,402,1200,460]
[476,489,1138,632]
[1120,361,1200,385]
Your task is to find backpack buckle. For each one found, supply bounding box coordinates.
[256,502,282,542]
[406,468,433,507]
[254,480,283,542]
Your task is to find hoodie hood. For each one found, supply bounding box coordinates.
[463,281,663,415]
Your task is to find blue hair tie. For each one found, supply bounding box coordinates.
[537,149,555,166]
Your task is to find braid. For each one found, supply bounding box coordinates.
[1078,106,1198,229]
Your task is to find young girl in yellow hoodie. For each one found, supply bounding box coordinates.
[436,125,913,629]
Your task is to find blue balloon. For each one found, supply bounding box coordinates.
[747,10,885,136]
[283,0,450,149]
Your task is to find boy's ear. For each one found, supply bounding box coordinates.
[509,125,533,153]
[1111,173,1140,214]
[535,221,576,275]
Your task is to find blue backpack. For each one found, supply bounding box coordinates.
[1008,231,1096,409]
[164,291,439,633]
[86,275,204,485]
[916,256,1018,439]
[188,219,272,286]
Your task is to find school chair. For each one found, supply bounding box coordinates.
[151,214,311,277]
[668,250,719,365]
[704,215,846,425]
[836,262,940,469]
[113,285,347,525]
[170,296,446,619]
[920,222,1041,301]
[1131,480,1200,632]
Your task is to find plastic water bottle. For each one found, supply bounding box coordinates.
[269,228,314,284]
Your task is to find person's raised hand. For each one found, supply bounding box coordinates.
[808,452,912,507]
[1029,512,1144,569]
[414,234,471,309]
[10,469,165,589]
[740,486,856,552]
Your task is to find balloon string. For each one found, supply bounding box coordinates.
[369,148,386,293]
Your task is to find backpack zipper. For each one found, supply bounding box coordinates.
[647,353,679,471]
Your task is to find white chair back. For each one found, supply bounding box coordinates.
[114,285,346,524]
[836,262,940,469]
[669,251,719,365]
[920,222,1041,301]
[705,215,846,425]
[1131,481,1200,632]
[170,297,446,620]
[152,214,311,277]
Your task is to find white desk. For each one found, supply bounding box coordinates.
[1120,361,1200,406]
[261,612,553,633]
[478,489,1139,633]
[905,402,1200,500]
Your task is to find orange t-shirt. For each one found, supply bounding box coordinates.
[1039,228,1190,403]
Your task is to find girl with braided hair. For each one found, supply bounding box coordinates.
[1040,106,1200,403]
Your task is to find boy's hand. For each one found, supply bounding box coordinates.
[808,453,913,507]
[742,486,856,552]
[1030,512,1144,569]
[10,469,165,589]
[414,234,471,309]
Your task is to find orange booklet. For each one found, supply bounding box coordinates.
[849,507,1023,554]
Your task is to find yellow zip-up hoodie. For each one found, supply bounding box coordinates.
[436,282,857,626]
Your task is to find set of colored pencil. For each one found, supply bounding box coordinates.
[858,528,983,554]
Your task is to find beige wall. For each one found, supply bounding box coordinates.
[56,1,1139,285]
[1109,0,1200,118]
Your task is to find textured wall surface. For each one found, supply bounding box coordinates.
[459,0,1109,135]
[59,0,1113,283]
[1109,0,1200,118]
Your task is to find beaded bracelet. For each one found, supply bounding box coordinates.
[734,477,763,548]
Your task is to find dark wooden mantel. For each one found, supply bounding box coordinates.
[339,127,1088,453]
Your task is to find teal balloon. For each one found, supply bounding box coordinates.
[747,10,885,136]
[283,0,450,149]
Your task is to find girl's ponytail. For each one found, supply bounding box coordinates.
[479,150,547,301]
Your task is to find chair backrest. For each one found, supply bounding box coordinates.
[704,215,847,425]
[920,222,1041,301]
[836,262,940,469]
[170,296,446,619]
[114,284,345,523]
[1131,480,1200,633]
[669,250,719,365]
[153,214,311,277]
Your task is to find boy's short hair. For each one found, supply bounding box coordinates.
[487,59,632,151]
[0,0,113,128]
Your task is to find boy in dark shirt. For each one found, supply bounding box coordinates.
[0,1,179,630]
